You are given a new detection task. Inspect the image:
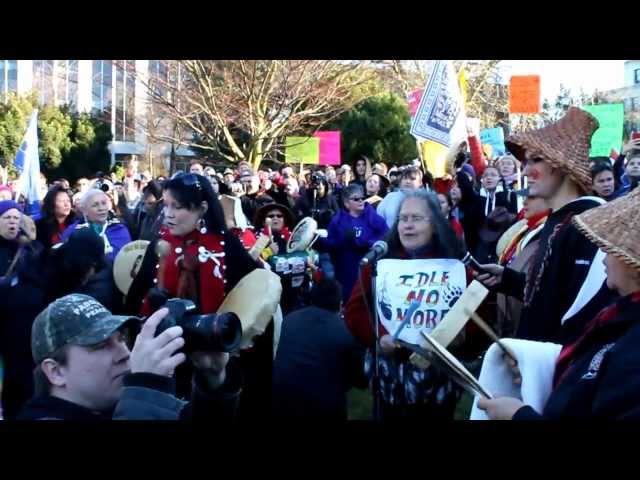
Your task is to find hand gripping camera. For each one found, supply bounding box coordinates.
[155,298,243,353]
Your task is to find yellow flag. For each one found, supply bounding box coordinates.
[421,140,449,178]
[458,67,468,106]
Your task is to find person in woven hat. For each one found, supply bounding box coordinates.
[478,188,640,419]
[17,294,240,420]
[475,107,616,345]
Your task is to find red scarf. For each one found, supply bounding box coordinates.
[499,210,550,266]
[554,291,640,387]
[156,227,227,314]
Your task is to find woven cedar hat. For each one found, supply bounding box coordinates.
[505,107,598,194]
[573,187,640,272]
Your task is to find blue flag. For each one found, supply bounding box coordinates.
[15,110,41,217]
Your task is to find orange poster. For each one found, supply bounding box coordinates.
[509,75,541,114]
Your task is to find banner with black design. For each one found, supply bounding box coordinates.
[375,259,467,344]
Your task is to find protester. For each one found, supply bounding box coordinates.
[189,161,205,175]
[437,191,464,241]
[614,139,640,194]
[364,173,389,208]
[351,157,372,190]
[293,175,339,229]
[495,194,551,337]
[62,188,132,263]
[345,190,465,420]
[0,185,13,201]
[590,160,618,201]
[324,184,388,303]
[478,188,640,419]
[0,201,26,277]
[130,173,268,418]
[496,155,520,189]
[120,180,164,241]
[272,278,367,419]
[35,185,77,249]
[475,107,616,345]
[376,166,424,228]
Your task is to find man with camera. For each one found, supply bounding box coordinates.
[18,294,241,420]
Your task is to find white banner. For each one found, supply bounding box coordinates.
[410,60,467,146]
[376,258,467,344]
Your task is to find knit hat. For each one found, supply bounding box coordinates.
[505,107,598,194]
[0,200,22,217]
[573,187,640,272]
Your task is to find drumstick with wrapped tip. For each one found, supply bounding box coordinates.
[464,308,518,364]
[266,217,273,243]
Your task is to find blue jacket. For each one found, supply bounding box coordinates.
[324,203,388,302]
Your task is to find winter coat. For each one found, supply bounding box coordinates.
[498,197,617,345]
[324,204,388,302]
[456,170,518,260]
[61,219,132,263]
[293,190,340,230]
[35,214,77,249]
[17,368,241,420]
[272,306,367,419]
[514,292,640,419]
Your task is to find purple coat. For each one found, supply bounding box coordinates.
[325,203,388,302]
[61,219,132,262]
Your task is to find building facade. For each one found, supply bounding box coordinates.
[0,60,194,174]
[602,60,640,138]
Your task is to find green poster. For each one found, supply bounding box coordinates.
[285,137,320,164]
[582,103,624,157]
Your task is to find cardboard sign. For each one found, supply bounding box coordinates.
[480,127,506,156]
[509,76,541,114]
[582,103,624,157]
[314,131,341,166]
[375,258,467,345]
[285,136,320,164]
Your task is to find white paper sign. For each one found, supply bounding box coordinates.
[376,258,467,344]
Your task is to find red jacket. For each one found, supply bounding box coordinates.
[467,134,487,178]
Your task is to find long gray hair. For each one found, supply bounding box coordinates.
[384,189,463,259]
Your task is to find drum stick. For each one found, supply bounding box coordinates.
[464,308,518,364]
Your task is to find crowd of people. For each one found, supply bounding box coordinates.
[1,106,640,421]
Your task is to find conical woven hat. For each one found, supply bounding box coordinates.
[505,107,599,195]
[573,188,640,272]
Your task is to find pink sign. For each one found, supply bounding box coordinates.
[407,89,424,117]
[314,131,341,166]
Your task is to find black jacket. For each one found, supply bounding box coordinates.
[514,295,640,420]
[272,306,367,419]
[293,191,340,230]
[456,171,518,258]
[0,246,49,419]
[498,197,617,345]
[17,368,241,420]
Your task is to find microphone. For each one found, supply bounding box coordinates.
[360,240,388,266]
[460,251,488,274]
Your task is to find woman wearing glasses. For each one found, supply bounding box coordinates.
[325,184,388,303]
[344,190,465,420]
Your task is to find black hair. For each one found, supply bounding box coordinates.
[352,157,373,182]
[384,190,463,259]
[163,173,228,235]
[142,180,163,200]
[310,278,343,312]
[40,185,76,227]
[590,161,613,181]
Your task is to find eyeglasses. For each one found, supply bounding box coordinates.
[266,214,284,218]
[398,214,429,224]
[349,197,364,202]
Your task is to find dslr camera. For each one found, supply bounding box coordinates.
[155,298,242,353]
[94,178,113,193]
